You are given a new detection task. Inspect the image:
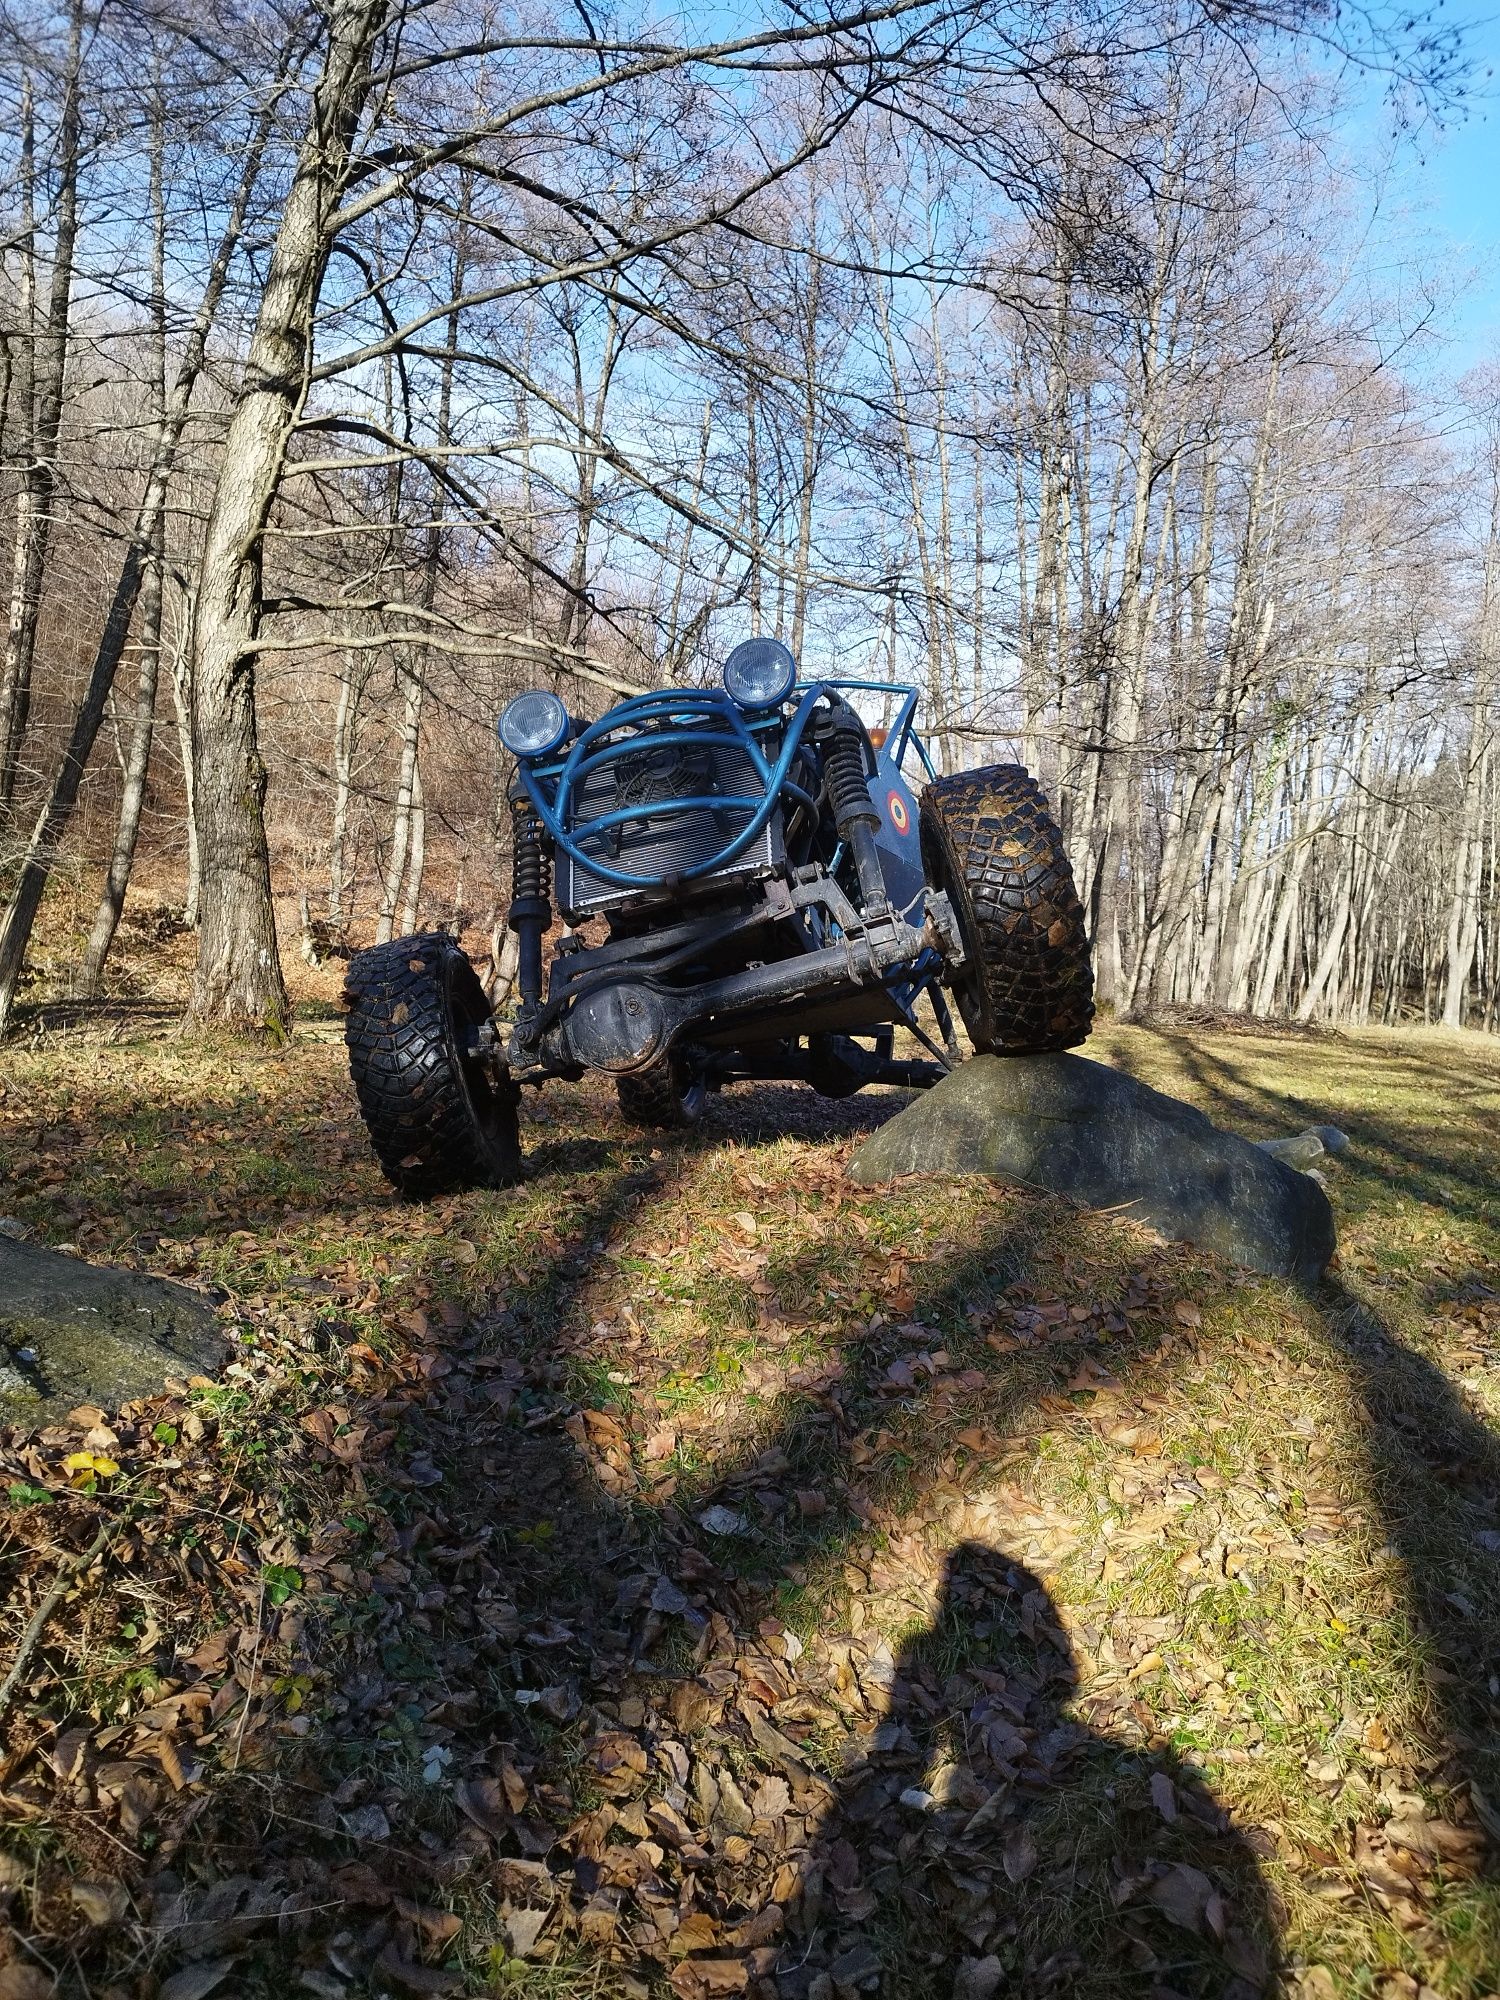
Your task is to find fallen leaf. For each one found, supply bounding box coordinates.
[1384,1813,1485,1865]
[589,1732,648,1795]
[0,1973,52,2000]
[953,1959,1005,2000]
[454,1777,509,1837]
[752,1774,791,1820]
[1147,1861,1215,1934]
[394,1897,462,1946]
[1151,1771,1179,1824]
[829,1942,881,1987]
[698,1505,750,1537]
[669,1912,721,1955]
[70,1877,129,1925]
[506,1907,548,1956]
[670,1961,749,1999]
[1002,1826,1037,1882]
[1292,1974,1339,2000]
[340,1802,392,1843]
[374,1943,460,1995]
[160,1961,239,2000]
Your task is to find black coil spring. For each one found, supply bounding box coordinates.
[510,798,552,904]
[825,722,877,829]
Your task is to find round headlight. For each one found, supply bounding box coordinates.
[723,636,796,710]
[498,688,569,758]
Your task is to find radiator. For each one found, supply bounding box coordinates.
[556,737,785,916]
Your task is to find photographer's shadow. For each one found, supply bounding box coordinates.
[779,1542,1274,2000]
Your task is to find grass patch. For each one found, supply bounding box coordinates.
[0,1023,1497,1995]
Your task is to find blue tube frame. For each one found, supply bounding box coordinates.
[511,678,926,893]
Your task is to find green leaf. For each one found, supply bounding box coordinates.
[262,1562,304,1607]
[153,1422,179,1445]
[7,1481,53,1507]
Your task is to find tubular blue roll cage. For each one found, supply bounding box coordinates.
[511,678,934,894]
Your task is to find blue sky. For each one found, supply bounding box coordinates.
[1367,10,1500,377]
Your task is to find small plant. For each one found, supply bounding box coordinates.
[261,1562,303,1606]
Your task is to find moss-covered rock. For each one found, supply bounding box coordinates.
[0,1237,227,1423]
[848,1052,1336,1285]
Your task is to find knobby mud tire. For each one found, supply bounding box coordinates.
[920,765,1094,1054]
[615,1057,706,1130]
[343,933,522,1198]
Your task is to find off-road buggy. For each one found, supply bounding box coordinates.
[343,639,1094,1196]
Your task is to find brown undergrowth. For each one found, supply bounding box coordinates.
[0,1022,1498,1998]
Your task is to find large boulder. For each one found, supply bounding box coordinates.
[849,1054,1336,1285]
[0,1236,227,1424]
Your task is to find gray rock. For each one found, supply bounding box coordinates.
[848,1053,1335,1285]
[0,1236,227,1424]
[1255,1131,1327,1171]
[1310,1124,1351,1157]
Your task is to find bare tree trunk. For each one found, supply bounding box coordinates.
[971,407,985,728]
[376,654,423,942]
[0,69,283,1031]
[1296,715,1374,1022]
[74,85,171,997]
[662,401,713,674]
[399,757,425,934]
[327,652,359,927]
[1093,314,1165,1011]
[557,286,624,654]
[74,540,165,995]
[789,203,823,662]
[868,253,949,764]
[0,29,81,819]
[189,0,388,1032]
[172,615,200,927]
[745,376,763,630]
[1442,514,1496,1026]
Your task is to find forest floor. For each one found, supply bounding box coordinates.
[1,1002,1499,2000]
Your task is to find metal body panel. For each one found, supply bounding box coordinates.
[870,745,925,918]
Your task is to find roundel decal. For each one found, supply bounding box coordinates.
[887,790,910,835]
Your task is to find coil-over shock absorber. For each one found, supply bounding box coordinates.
[823,699,889,918]
[508,782,553,1013]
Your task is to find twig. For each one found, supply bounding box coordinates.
[0,1518,113,1723]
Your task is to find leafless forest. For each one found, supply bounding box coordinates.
[0,0,1492,1038]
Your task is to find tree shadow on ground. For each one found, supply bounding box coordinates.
[1107,1032,1500,1887]
[155,1141,1282,1998]
[9,1058,1494,1997]
[1314,1281,1500,1806]
[1123,1029,1497,1243]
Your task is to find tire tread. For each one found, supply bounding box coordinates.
[921,766,1094,1053]
[343,934,520,1197]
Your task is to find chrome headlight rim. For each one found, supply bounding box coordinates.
[498,688,570,758]
[722,636,797,710]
